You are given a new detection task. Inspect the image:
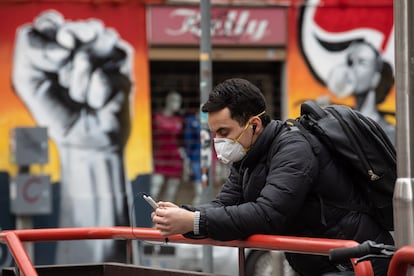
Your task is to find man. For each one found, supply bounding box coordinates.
[152,78,394,275]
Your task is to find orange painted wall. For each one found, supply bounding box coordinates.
[286,0,395,121]
[0,2,152,181]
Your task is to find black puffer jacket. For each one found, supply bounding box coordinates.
[185,120,393,275]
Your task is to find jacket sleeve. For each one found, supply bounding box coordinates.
[198,131,320,241]
[182,165,245,239]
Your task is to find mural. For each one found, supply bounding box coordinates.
[0,0,397,267]
[287,0,395,143]
[0,2,150,264]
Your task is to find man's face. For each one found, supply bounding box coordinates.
[208,108,251,149]
[347,44,379,94]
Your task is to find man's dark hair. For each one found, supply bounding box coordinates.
[201,78,270,126]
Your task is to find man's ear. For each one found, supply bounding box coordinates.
[250,116,262,133]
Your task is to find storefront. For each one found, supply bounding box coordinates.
[147,5,288,119]
[146,5,288,203]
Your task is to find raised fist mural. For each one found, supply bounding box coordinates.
[12,10,134,264]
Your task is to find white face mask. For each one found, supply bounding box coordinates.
[213,137,247,164]
[213,111,266,164]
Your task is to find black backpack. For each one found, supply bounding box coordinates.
[288,100,396,231]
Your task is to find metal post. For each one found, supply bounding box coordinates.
[238,248,245,276]
[393,0,414,249]
[15,215,34,261]
[199,0,214,273]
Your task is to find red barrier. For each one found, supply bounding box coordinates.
[0,231,37,276]
[0,227,374,276]
[387,245,414,275]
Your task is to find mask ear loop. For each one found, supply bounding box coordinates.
[251,110,266,134]
[233,122,251,144]
[234,110,266,146]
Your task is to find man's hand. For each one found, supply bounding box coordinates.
[152,202,195,236]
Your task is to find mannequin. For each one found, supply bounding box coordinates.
[151,91,184,201]
[183,112,203,205]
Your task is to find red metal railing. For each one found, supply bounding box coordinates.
[0,227,374,276]
[0,231,37,275]
[387,245,414,276]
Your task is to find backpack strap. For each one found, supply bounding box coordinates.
[300,100,326,120]
[286,118,321,156]
[274,120,328,226]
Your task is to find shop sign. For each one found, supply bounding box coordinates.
[147,6,286,46]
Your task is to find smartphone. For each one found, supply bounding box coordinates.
[143,194,158,210]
